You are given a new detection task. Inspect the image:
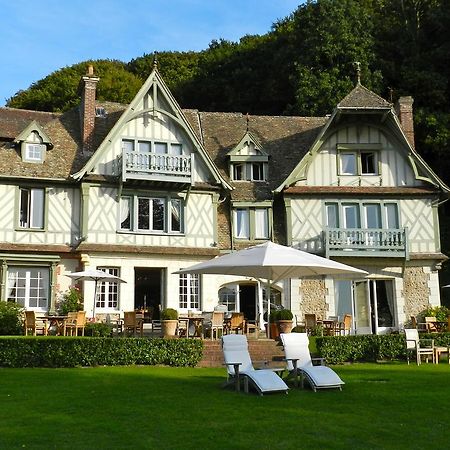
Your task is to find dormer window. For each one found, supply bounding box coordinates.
[15,123,52,164]
[228,132,269,182]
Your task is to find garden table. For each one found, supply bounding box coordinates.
[46,315,68,335]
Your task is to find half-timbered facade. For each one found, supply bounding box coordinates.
[0,66,447,333]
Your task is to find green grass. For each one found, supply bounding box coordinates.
[0,363,448,449]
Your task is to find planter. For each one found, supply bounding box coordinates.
[268,322,279,339]
[277,320,293,334]
[161,320,178,338]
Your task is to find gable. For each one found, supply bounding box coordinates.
[72,69,231,189]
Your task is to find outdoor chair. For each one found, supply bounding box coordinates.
[245,319,258,338]
[304,314,319,335]
[337,314,352,336]
[410,315,427,332]
[221,334,289,396]
[405,328,435,365]
[124,311,144,337]
[424,316,438,333]
[228,312,245,334]
[64,311,86,336]
[280,332,345,391]
[24,311,48,336]
[203,311,224,340]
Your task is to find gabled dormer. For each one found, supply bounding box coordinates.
[14,120,53,164]
[228,131,269,182]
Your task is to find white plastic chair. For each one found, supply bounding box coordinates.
[404,328,434,365]
[280,333,344,391]
[221,334,288,395]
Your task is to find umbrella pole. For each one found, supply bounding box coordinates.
[266,280,271,338]
[93,280,98,319]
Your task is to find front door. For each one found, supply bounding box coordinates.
[353,280,395,334]
[134,268,164,320]
[239,284,256,321]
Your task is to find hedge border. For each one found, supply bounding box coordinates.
[316,332,450,364]
[0,337,203,368]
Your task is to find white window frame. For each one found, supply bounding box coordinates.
[119,195,184,234]
[179,273,200,311]
[96,267,120,310]
[7,267,49,311]
[233,207,270,240]
[338,149,379,176]
[19,187,45,229]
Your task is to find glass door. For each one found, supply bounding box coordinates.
[353,280,395,334]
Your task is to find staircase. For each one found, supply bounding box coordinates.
[198,338,285,368]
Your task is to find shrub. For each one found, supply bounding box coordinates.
[0,302,23,335]
[269,310,280,322]
[85,322,112,337]
[58,287,83,315]
[160,308,178,320]
[277,309,293,320]
[316,333,410,364]
[0,336,203,368]
[421,305,450,322]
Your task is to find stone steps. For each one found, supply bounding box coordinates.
[198,337,285,368]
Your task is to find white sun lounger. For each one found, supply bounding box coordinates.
[222,334,289,395]
[280,332,344,391]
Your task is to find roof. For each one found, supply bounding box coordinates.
[338,83,392,109]
[190,112,326,201]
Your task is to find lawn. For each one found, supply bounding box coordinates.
[0,362,448,449]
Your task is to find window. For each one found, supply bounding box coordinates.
[233,207,270,240]
[179,273,200,310]
[21,131,47,163]
[7,267,49,310]
[19,187,44,229]
[231,162,267,181]
[119,195,184,234]
[251,163,264,181]
[338,150,378,175]
[340,152,357,175]
[138,197,164,231]
[96,267,119,309]
[326,201,400,230]
[234,209,250,239]
[218,286,237,312]
[26,144,44,161]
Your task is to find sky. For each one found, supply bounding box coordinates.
[0,0,302,107]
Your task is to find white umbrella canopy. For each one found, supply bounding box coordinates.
[67,269,126,317]
[174,242,367,336]
[174,241,367,282]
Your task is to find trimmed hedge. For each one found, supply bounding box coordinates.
[316,332,450,364]
[0,337,203,368]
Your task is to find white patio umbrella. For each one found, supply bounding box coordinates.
[67,269,126,318]
[174,241,367,334]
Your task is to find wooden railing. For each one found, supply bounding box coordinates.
[325,227,408,258]
[122,150,193,183]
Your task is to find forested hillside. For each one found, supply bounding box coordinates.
[6,0,450,282]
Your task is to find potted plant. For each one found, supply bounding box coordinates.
[277,309,294,334]
[160,308,179,338]
[268,310,280,339]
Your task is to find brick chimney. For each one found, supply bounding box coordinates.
[80,65,99,153]
[395,96,415,149]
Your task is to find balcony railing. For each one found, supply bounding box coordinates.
[122,150,193,183]
[325,227,408,258]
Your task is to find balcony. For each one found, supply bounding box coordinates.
[122,150,193,184]
[325,227,408,258]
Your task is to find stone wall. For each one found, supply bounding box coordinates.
[402,266,430,317]
[299,278,327,319]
